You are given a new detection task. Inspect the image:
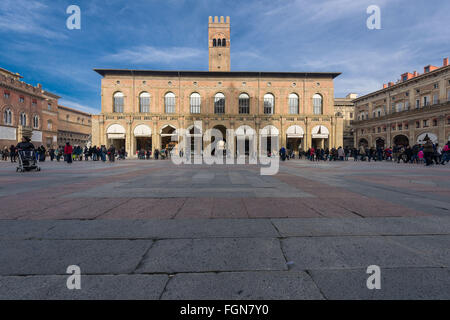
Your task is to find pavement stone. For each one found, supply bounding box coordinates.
[0,274,168,299]
[0,240,152,275]
[137,238,287,273]
[162,271,324,300]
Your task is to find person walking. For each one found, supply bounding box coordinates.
[423,139,434,166]
[440,141,450,165]
[64,142,73,164]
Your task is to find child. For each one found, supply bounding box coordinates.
[418,150,424,164]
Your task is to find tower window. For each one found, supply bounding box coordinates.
[222,38,226,46]
[217,39,222,46]
[213,39,216,47]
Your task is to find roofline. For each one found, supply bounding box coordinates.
[93,69,341,79]
[0,67,23,79]
[353,64,450,102]
[58,104,92,116]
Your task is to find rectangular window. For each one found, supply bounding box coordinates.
[416,99,420,108]
[423,120,428,127]
[47,103,51,111]
[416,121,420,128]
[4,91,10,99]
[214,97,225,114]
[423,96,428,106]
[433,119,438,126]
[19,96,24,103]
[140,96,150,113]
[190,96,201,114]
[288,97,299,114]
[405,101,409,110]
[398,124,402,131]
[433,94,438,105]
[238,97,249,114]
[165,96,175,113]
[32,99,37,106]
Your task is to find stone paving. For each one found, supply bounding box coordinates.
[0,159,449,299]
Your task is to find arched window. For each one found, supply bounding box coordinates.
[222,38,226,46]
[213,39,217,47]
[139,92,150,113]
[288,93,299,114]
[214,93,225,114]
[4,108,12,125]
[20,113,27,126]
[190,93,201,114]
[165,92,176,113]
[217,38,222,47]
[239,93,250,114]
[33,115,39,128]
[113,92,124,113]
[263,93,274,114]
[47,120,52,130]
[313,94,323,115]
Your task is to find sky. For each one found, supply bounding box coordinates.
[0,0,449,113]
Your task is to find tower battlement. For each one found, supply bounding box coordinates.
[208,16,230,71]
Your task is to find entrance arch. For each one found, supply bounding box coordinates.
[106,124,126,150]
[211,125,227,156]
[359,138,368,147]
[417,132,438,145]
[235,125,256,157]
[286,125,304,156]
[311,125,329,149]
[186,124,203,156]
[259,125,279,156]
[375,137,385,149]
[393,134,409,147]
[134,124,152,154]
[160,124,178,152]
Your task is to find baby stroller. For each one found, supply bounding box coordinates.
[16,149,41,172]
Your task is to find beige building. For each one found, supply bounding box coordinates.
[0,67,59,149]
[334,93,356,148]
[353,58,450,148]
[57,105,92,147]
[91,16,344,157]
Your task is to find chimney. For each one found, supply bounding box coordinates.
[383,83,387,89]
[444,57,449,67]
[388,82,394,87]
[413,71,418,77]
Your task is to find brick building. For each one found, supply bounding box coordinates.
[353,58,450,148]
[0,67,92,149]
[91,16,344,157]
[334,93,356,148]
[0,67,59,149]
[57,105,92,147]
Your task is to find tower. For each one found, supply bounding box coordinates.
[208,16,230,71]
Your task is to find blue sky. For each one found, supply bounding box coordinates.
[0,0,449,113]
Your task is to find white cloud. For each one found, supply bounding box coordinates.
[0,0,66,39]
[104,46,206,64]
[58,99,100,115]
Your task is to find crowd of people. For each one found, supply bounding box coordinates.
[289,139,449,166]
[1,140,127,164]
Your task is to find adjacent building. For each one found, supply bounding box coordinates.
[0,67,59,149]
[353,58,450,148]
[334,93,356,148]
[91,16,344,157]
[0,67,92,149]
[57,105,92,147]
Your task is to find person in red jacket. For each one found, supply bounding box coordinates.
[64,142,73,164]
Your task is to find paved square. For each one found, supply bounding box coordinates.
[0,159,449,299]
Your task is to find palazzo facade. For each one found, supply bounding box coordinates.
[91,16,343,157]
[353,58,450,148]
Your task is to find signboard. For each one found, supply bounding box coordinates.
[31,130,42,142]
[0,126,17,140]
